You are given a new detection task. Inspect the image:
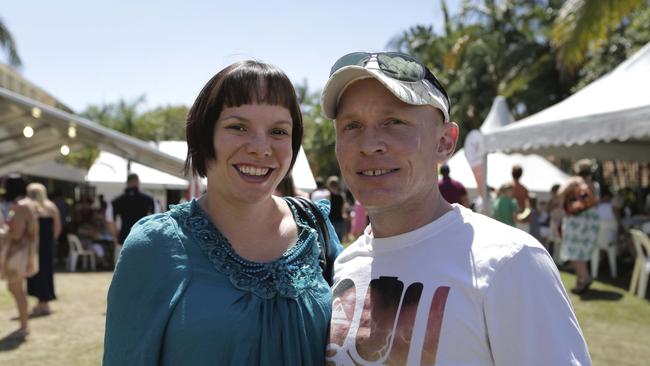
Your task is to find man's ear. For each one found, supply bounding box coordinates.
[436,121,459,161]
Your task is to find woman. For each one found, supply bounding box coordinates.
[26,183,62,316]
[0,176,39,338]
[559,176,599,294]
[103,60,342,365]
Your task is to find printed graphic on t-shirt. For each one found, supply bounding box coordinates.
[326,276,450,365]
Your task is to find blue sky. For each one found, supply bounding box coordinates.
[2,0,460,112]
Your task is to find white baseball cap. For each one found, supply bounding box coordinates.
[320,52,450,122]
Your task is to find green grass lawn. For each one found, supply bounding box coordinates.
[1,270,649,365]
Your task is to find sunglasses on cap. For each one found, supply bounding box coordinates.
[329,51,451,112]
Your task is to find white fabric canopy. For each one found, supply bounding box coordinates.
[447,148,569,199]
[0,87,185,177]
[484,42,650,161]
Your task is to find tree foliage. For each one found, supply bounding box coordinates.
[552,0,648,74]
[64,97,188,169]
[297,81,339,180]
[388,0,649,148]
[571,5,650,91]
[0,17,21,67]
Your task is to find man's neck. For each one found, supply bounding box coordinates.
[367,189,453,238]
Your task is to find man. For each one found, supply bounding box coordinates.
[438,164,469,207]
[320,52,590,365]
[510,164,529,211]
[106,173,155,263]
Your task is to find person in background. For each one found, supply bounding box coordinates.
[492,183,519,227]
[559,175,599,294]
[76,211,109,267]
[527,194,542,241]
[0,176,39,339]
[25,183,61,316]
[511,164,529,211]
[310,177,331,202]
[326,176,348,241]
[105,173,155,263]
[438,164,469,207]
[321,50,589,365]
[349,199,368,240]
[103,60,343,365]
[546,184,564,259]
[575,159,600,200]
[98,194,107,213]
[596,186,617,223]
[51,190,70,266]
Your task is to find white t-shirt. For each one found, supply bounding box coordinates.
[327,205,590,366]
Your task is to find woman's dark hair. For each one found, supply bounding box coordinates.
[4,175,27,201]
[185,60,303,178]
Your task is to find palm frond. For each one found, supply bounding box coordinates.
[552,0,646,74]
[0,18,22,67]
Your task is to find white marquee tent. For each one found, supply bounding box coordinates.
[446,148,569,201]
[483,42,650,161]
[447,97,569,201]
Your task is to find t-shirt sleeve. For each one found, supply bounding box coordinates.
[103,215,191,365]
[484,246,591,366]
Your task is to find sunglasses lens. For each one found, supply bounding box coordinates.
[377,53,425,82]
[330,52,371,76]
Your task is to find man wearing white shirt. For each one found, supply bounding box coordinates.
[321,51,591,365]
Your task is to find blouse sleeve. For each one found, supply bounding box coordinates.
[103,214,191,366]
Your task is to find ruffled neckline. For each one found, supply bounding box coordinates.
[170,199,327,299]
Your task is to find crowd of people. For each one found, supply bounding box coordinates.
[0,172,160,340]
[4,50,650,365]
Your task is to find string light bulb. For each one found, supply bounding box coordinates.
[60,144,70,156]
[23,125,34,138]
[68,124,77,138]
[31,107,41,119]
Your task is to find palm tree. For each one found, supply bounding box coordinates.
[552,0,647,74]
[0,17,22,67]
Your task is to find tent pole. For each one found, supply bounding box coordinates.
[482,154,491,216]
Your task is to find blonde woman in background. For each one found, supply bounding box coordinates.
[0,176,39,339]
[26,183,61,316]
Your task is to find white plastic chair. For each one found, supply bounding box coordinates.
[591,220,618,278]
[629,229,650,298]
[67,233,96,272]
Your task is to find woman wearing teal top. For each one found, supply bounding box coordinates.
[103,60,342,365]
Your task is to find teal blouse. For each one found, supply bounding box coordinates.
[103,198,342,366]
